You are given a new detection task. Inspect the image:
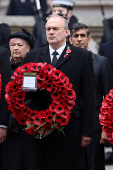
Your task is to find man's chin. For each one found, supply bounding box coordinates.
[48,41,56,45]
[76,45,84,48]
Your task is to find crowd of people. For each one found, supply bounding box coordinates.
[0,0,113,170]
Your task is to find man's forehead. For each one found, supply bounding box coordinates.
[73,29,87,34]
[46,16,63,25]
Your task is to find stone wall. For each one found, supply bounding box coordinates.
[0,0,113,53]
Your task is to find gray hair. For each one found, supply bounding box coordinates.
[46,14,68,30]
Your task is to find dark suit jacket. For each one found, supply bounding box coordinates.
[0,46,11,126]
[92,52,113,131]
[99,40,113,73]
[24,44,96,136]
[85,53,113,170]
[24,44,96,170]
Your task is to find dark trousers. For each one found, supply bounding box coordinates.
[93,131,105,170]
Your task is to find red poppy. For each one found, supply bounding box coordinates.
[51,91,60,100]
[52,70,62,80]
[33,115,41,126]
[55,115,63,123]
[109,89,113,97]
[25,128,36,135]
[43,64,54,75]
[64,46,71,58]
[66,49,71,54]
[60,117,69,126]
[54,104,64,114]
[37,62,47,71]
[106,94,113,102]
[45,114,54,123]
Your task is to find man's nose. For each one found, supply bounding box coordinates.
[49,29,54,34]
[77,35,82,40]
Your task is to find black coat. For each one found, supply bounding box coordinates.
[92,52,113,131]
[0,23,10,51]
[99,40,113,73]
[6,0,47,15]
[85,52,113,170]
[1,60,40,170]
[24,44,96,170]
[0,46,11,126]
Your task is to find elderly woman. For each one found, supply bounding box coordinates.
[9,28,35,74]
[1,29,39,170]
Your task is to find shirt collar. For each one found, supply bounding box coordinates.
[49,43,66,57]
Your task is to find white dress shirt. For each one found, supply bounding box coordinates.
[49,43,66,63]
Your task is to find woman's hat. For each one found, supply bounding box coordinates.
[9,28,36,49]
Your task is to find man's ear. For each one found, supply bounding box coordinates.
[88,36,91,43]
[65,28,70,37]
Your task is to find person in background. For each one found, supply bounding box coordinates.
[99,17,113,49]
[99,40,113,74]
[9,28,35,74]
[33,0,78,48]
[24,14,96,170]
[69,22,113,170]
[1,28,38,170]
[99,39,113,165]
[0,46,11,167]
[52,0,78,30]
[6,0,47,16]
[0,23,11,52]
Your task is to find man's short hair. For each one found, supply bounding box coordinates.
[70,23,90,37]
[46,14,68,30]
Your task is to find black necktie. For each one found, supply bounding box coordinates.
[52,51,58,66]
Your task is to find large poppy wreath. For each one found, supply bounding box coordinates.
[99,89,113,144]
[5,62,76,139]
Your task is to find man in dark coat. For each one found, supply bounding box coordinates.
[0,46,11,166]
[0,46,11,142]
[0,29,38,170]
[24,15,96,170]
[69,23,113,170]
[99,40,113,74]
[0,23,11,52]
[99,39,113,164]
[6,0,47,15]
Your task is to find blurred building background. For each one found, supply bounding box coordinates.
[0,0,113,53]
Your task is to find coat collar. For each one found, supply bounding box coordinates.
[39,44,71,68]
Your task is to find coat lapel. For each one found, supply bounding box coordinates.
[38,45,71,68]
[55,45,71,68]
[39,46,51,64]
